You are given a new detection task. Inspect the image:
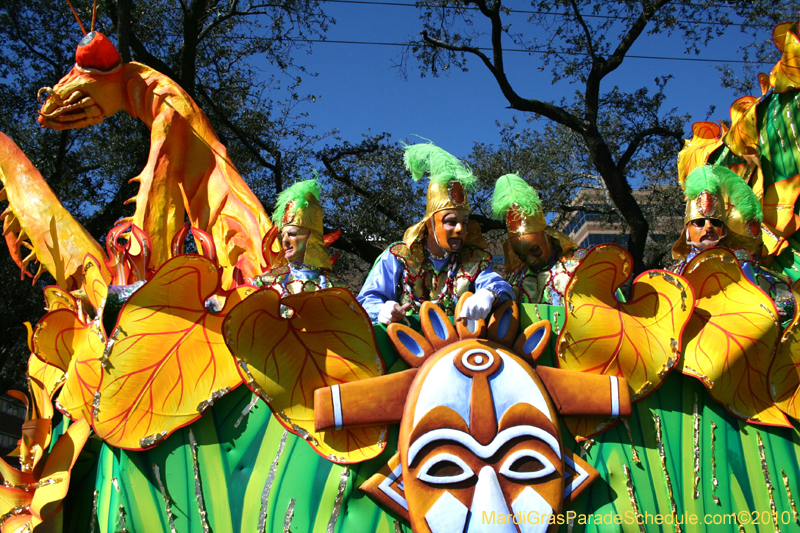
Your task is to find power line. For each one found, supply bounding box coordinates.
[318,0,772,29]
[291,38,776,64]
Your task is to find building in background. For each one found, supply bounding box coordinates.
[563,188,680,250]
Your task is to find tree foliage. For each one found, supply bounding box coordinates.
[408,0,790,275]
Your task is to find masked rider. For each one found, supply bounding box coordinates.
[358,143,513,324]
[670,165,795,324]
[255,179,346,295]
[491,174,585,306]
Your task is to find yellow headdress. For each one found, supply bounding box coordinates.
[272,179,331,270]
[491,174,576,272]
[401,143,486,248]
[672,165,763,260]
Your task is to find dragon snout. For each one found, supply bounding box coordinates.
[37,87,58,105]
[37,89,102,130]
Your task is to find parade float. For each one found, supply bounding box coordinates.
[3,9,800,533]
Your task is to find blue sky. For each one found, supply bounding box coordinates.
[292,1,774,158]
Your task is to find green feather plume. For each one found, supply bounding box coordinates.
[683,166,721,200]
[684,165,762,223]
[491,174,543,221]
[272,178,320,225]
[403,143,477,191]
[713,166,763,223]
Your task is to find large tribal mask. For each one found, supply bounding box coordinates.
[314,295,631,532]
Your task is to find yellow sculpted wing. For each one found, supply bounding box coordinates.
[680,248,789,427]
[0,132,109,290]
[224,287,387,464]
[92,255,245,449]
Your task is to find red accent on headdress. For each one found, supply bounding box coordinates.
[697,190,716,217]
[282,201,296,226]
[449,181,465,204]
[747,221,762,238]
[506,204,524,232]
[76,32,121,72]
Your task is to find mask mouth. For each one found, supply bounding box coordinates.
[447,237,463,251]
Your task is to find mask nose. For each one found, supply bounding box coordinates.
[466,466,515,532]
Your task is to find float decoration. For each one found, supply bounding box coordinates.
[37,31,273,288]
[93,252,249,450]
[556,244,694,440]
[680,247,790,427]
[769,278,800,419]
[0,131,111,289]
[313,295,632,532]
[224,287,387,464]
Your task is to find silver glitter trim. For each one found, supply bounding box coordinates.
[622,419,640,464]
[326,467,350,533]
[197,386,231,414]
[711,422,720,505]
[234,394,261,429]
[140,431,168,448]
[623,465,646,533]
[112,477,120,492]
[278,410,319,446]
[91,391,101,421]
[394,520,402,533]
[153,464,178,533]
[259,430,288,532]
[119,505,128,533]
[693,393,700,499]
[283,498,296,533]
[188,429,211,532]
[653,413,681,532]
[781,469,799,522]
[757,433,780,533]
[90,489,98,533]
[237,359,273,402]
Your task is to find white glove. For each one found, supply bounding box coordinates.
[458,288,496,321]
[378,300,400,325]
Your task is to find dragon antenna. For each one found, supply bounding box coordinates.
[65,0,87,35]
[91,0,98,32]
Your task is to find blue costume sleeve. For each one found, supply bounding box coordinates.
[357,248,403,323]
[474,263,515,304]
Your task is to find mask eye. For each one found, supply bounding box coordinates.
[417,453,475,484]
[499,450,556,481]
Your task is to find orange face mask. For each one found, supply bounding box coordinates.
[427,209,469,255]
[508,231,552,269]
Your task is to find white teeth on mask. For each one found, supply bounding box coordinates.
[512,486,554,533]
[466,467,515,532]
[424,491,468,533]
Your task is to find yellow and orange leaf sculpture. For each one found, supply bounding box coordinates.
[0,415,91,532]
[680,248,790,427]
[769,279,800,420]
[556,244,695,439]
[31,256,107,423]
[92,254,246,449]
[770,21,800,92]
[224,287,387,463]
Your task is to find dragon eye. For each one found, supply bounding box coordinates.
[417,453,475,484]
[499,450,556,481]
